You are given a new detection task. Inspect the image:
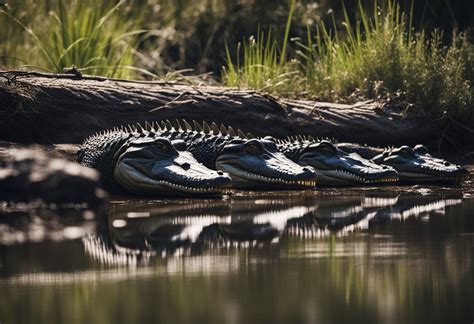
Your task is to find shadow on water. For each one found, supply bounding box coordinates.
[1,185,474,324]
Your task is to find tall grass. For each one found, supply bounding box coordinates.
[223,29,300,94]
[302,0,473,120]
[1,0,308,76]
[223,0,473,122]
[222,0,299,94]
[0,0,145,78]
[1,0,472,122]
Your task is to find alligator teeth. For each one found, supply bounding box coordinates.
[156,181,228,194]
[218,165,316,187]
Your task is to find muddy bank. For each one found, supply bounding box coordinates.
[0,71,437,146]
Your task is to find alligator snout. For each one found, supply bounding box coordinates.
[265,157,318,187]
[202,172,233,187]
[291,165,318,181]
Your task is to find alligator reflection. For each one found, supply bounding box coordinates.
[84,194,463,265]
[370,196,462,222]
[287,195,463,237]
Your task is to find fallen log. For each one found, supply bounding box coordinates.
[0,71,436,145]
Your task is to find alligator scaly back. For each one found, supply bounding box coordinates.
[78,120,250,171]
[151,120,250,168]
[275,135,336,161]
[77,127,134,185]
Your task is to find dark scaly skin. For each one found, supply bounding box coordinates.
[77,129,231,195]
[78,129,130,186]
[128,120,317,189]
[275,137,399,186]
[337,143,469,183]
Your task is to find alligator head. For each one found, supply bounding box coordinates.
[79,134,231,195]
[114,137,232,195]
[215,137,317,189]
[372,145,468,182]
[278,139,399,186]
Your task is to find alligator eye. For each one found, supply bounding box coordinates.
[154,141,169,150]
[444,161,451,166]
[246,144,261,154]
[397,147,414,158]
[400,150,411,158]
[318,143,337,154]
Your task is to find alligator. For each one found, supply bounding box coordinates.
[129,120,317,189]
[274,137,399,186]
[78,120,317,191]
[77,132,231,195]
[337,143,469,183]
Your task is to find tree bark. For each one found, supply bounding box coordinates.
[0,71,436,145]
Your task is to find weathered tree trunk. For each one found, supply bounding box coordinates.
[0,71,436,145]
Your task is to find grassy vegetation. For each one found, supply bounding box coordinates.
[0,0,145,78]
[224,0,473,122]
[301,0,473,120]
[222,0,300,95]
[0,0,304,76]
[223,0,299,94]
[0,0,472,122]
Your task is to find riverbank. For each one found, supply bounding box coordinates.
[2,71,468,150]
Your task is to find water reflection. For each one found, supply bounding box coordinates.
[1,191,474,324]
[371,196,462,222]
[84,199,304,265]
[83,193,467,266]
[0,202,98,245]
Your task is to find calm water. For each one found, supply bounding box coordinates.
[1,185,474,324]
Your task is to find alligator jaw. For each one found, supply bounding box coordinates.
[115,160,230,195]
[216,163,316,189]
[397,171,468,183]
[281,140,400,187]
[316,169,399,186]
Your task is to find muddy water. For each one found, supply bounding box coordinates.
[1,183,474,324]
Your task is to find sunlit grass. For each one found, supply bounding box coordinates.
[224,0,473,122]
[223,29,300,94]
[301,0,473,120]
[0,0,145,78]
[222,0,300,95]
[1,0,472,122]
